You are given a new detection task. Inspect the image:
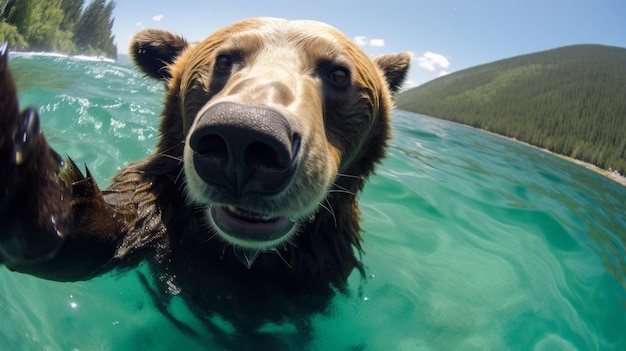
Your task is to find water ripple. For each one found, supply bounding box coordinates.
[2,56,625,351]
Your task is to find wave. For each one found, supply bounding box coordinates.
[70,55,116,63]
[9,51,115,63]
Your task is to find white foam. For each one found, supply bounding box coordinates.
[71,55,115,63]
[10,51,69,58]
[9,51,115,63]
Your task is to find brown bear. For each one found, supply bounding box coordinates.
[0,18,409,347]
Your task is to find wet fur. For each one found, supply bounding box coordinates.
[0,19,410,346]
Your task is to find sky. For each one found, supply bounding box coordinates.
[111,0,626,88]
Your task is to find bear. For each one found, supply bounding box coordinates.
[0,18,410,348]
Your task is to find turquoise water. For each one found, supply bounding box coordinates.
[2,54,625,350]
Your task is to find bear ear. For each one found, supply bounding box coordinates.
[129,29,189,80]
[374,52,412,94]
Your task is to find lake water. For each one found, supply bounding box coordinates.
[2,54,625,350]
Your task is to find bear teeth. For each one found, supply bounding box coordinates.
[226,206,275,222]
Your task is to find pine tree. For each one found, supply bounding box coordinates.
[60,0,84,32]
[0,0,16,19]
[73,0,117,59]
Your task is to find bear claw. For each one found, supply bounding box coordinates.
[13,108,42,165]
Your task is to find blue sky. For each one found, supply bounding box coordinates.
[112,0,625,88]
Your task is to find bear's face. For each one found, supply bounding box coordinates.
[130,18,410,251]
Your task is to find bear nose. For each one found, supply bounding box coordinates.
[189,102,300,195]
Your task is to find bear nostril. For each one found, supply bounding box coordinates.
[193,134,228,161]
[190,102,299,195]
[245,141,281,169]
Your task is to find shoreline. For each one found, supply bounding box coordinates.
[506,136,626,187]
[452,121,626,188]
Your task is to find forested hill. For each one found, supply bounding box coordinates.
[0,0,117,59]
[397,44,626,176]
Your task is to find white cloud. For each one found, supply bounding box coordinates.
[416,51,450,71]
[152,15,164,22]
[136,22,143,26]
[438,70,450,77]
[353,36,385,47]
[353,36,368,46]
[369,39,385,47]
[402,79,417,90]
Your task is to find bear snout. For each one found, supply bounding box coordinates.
[189,102,301,196]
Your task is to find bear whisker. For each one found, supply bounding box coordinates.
[336,172,364,180]
[328,189,356,196]
[156,152,182,162]
[329,183,356,196]
[201,230,220,245]
[232,246,260,269]
[155,139,185,159]
[319,199,337,228]
[269,248,293,270]
[174,167,185,187]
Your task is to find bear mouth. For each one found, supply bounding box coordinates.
[208,205,297,249]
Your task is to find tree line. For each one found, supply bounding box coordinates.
[397,44,626,177]
[0,0,117,59]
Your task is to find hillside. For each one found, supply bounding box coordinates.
[397,44,626,176]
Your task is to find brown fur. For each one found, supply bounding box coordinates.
[0,18,410,346]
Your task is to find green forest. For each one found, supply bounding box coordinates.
[0,0,116,59]
[397,44,626,177]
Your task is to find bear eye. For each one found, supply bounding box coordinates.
[215,55,232,72]
[329,68,349,85]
